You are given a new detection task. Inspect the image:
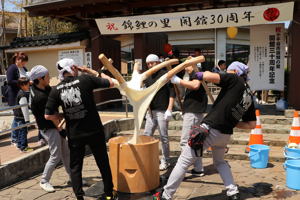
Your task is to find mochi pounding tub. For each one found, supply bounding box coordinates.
[99,54,205,193]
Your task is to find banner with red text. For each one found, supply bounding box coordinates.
[248,24,285,91]
[96,2,293,34]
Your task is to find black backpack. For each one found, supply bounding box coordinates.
[188,125,210,157]
[1,81,8,102]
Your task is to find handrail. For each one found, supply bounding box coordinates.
[0,122,36,135]
[0,104,29,113]
[0,88,131,136]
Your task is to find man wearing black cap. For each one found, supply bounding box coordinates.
[45,58,118,200]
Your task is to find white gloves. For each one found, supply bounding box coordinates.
[171,75,182,85]
[164,110,173,121]
[111,78,120,87]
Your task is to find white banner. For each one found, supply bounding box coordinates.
[58,49,84,66]
[96,2,294,35]
[248,24,285,91]
[85,52,92,68]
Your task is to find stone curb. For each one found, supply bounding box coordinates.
[0,118,136,189]
[0,146,50,189]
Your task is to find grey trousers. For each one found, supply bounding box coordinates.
[40,128,71,183]
[163,128,237,199]
[144,110,170,163]
[181,113,204,172]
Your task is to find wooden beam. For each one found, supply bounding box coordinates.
[26,0,295,18]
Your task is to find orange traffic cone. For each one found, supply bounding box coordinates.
[245,109,264,152]
[288,111,300,144]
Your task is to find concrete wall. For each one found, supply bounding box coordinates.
[5,42,86,79]
[0,117,135,189]
[26,50,59,77]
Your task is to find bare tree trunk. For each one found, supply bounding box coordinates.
[1,0,6,74]
[1,0,5,45]
[24,0,28,37]
[17,1,23,37]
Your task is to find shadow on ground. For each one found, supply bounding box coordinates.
[189,182,273,200]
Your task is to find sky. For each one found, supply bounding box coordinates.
[2,0,22,12]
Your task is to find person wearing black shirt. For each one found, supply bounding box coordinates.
[29,65,71,193]
[212,60,227,73]
[175,65,208,177]
[44,58,118,200]
[143,54,175,171]
[155,63,256,200]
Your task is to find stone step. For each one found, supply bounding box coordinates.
[260,116,292,125]
[111,133,285,163]
[118,130,289,147]
[167,142,285,162]
[171,112,293,125]
[172,111,293,124]
[167,121,291,134]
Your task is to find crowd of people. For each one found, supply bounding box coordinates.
[3,50,255,200]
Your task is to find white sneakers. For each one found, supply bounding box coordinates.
[159,161,171,171]
[40,182,55,192]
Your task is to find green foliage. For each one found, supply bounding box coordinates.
[2,0,78,37]
[28,16,78,36]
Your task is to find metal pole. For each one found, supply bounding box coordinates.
[215,28,217,66]
[125,96,128,118]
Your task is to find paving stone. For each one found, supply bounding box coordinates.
[34,190,72,200]
[0,195,11,200]
[14,189,46,199]
[14,179,39,189]
[0,187,21,196]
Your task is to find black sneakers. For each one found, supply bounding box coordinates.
[190,169,205,177]
[228,193,240,200]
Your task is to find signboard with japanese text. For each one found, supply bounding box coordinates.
[248,24,285,91]
[96,2,293,35]
[85,52,92,68]
[58,49,84,66]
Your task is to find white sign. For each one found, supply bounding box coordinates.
[85,52,92,68]
[96,2,294,35]
[248,24,285,91]
[58,49,84,66]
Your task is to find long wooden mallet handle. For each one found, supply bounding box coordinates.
[142,59,179,80]
[167,56,205,79]
[166,65,183,111]
[99,54,126,84]
[58,119,65,129]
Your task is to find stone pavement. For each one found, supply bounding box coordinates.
[0,156,300,200]
[0,112,133,164]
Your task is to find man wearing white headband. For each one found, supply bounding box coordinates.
[44,58,118,200]
[30,65,71,193]
[143,54,175,171]
[154,63,255,200]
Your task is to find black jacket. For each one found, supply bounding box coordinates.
[6,64,27,106]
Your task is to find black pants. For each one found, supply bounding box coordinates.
[68,133,113,198]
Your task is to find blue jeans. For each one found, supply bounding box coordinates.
[15,118,28,150]
[11,117,18,144]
